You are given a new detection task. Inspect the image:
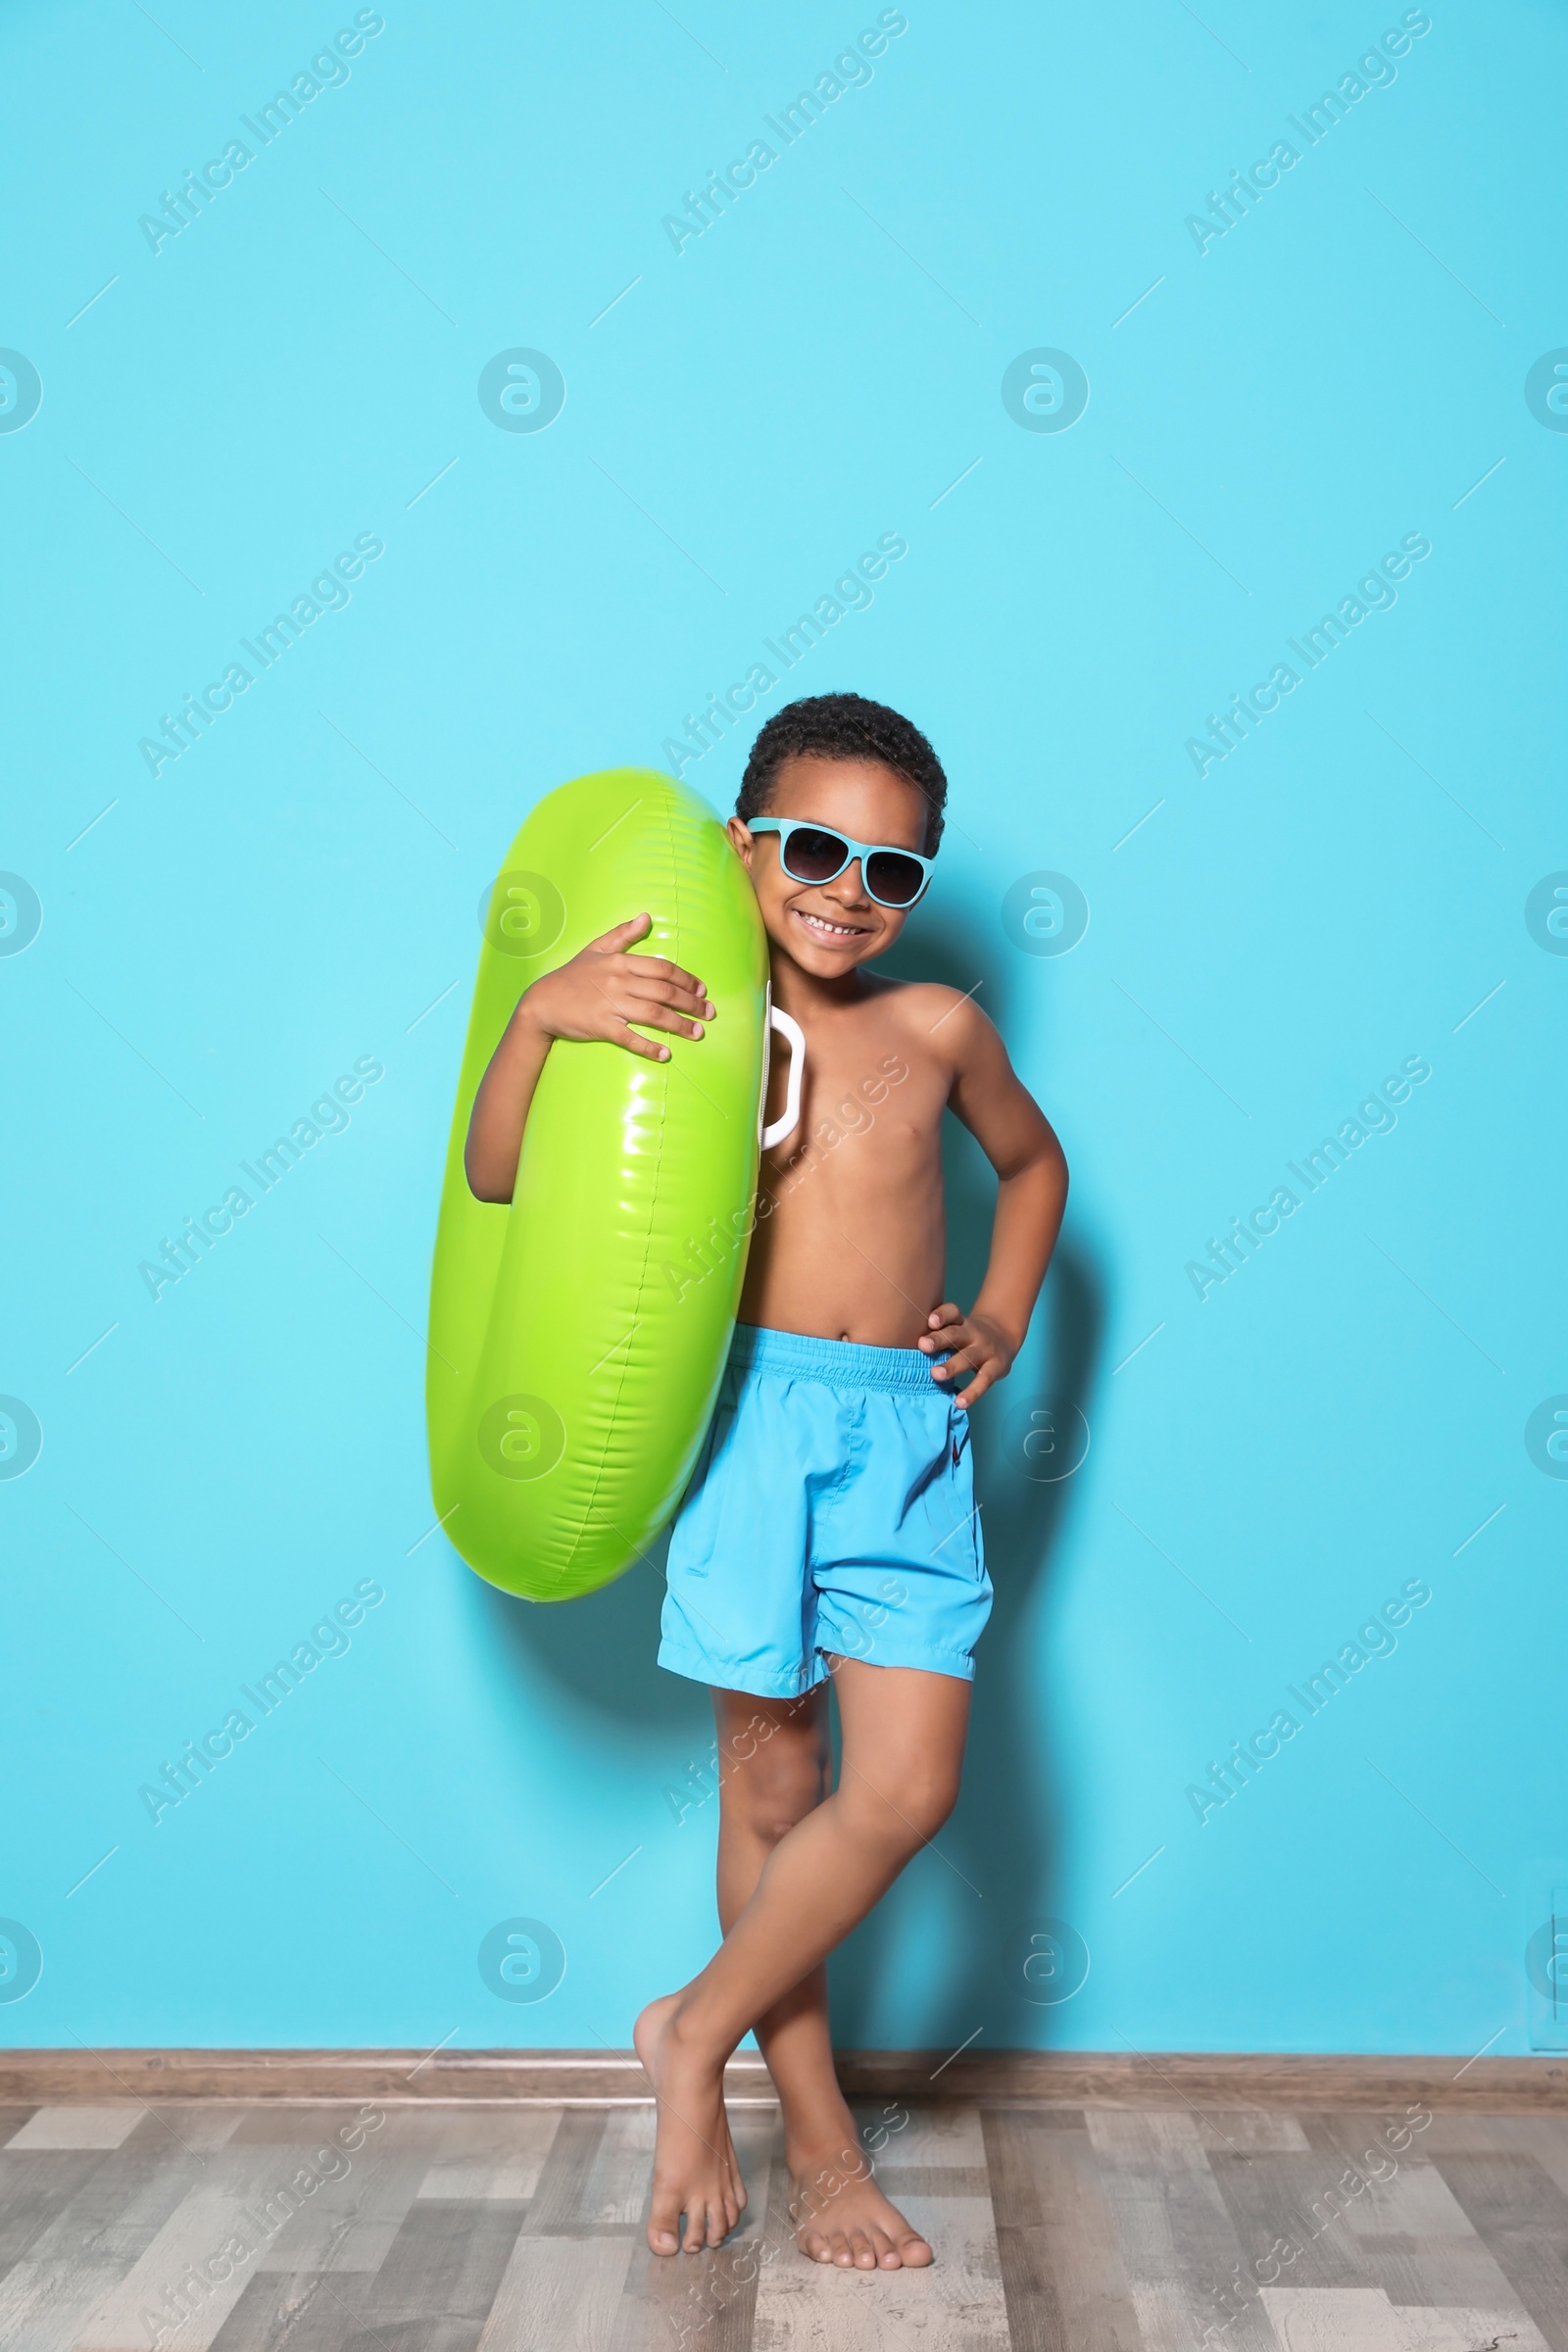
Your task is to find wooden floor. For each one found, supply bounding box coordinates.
[1,2096,1566,2350]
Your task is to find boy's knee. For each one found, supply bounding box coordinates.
[730,1761,826,1845]
[902,1774,959,1844]
[718,1719,827,1842]
[851,1765,958,1851]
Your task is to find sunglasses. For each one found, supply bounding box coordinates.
[747,818,934,909]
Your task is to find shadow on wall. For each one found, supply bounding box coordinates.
[825,1236,1101,2053]
[466,1529,700,1735]
[825,905,1103,2052]
[460,897,1102,2043]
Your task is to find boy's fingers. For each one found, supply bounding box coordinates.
[960,1344,1015,1404]
[622,953,704,994]
[596,913,652,947]
[623,976,713,1022]
[583,972,699,1041]
[616,989,704,1030]
[625,977,708,1013]
[627,1004,704,1038]
[614,1024,672,1061]
[918,1306,965,1350]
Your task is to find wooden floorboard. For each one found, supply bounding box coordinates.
[334,2195,528,2352]
[210,2266,379,2352]
[0,2149,113,2276]
[1086,2109,1288,2352]
[983,2107,1144,2352]
[1430,2150,1568,2350]
[9,2046,1568,2109]
[8,2091,1568,2348]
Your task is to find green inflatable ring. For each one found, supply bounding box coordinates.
[426,768,801,1601]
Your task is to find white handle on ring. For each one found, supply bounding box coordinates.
[760,1006,807,1152]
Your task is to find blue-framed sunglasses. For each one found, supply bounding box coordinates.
[747,818,934,909]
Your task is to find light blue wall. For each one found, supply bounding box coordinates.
[4,0,1564,2058]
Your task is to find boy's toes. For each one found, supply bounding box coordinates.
[646,2200,682,2257]
[898,2229,934,2268]
[706,2199,731,2248]
[871,2228,902,2268]
[849,2228,879,2269]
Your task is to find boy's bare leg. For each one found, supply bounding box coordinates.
[706,1681,939,2269]
[636,1659,969,2263]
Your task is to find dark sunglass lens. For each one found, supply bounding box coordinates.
[784,826,849,883]
[865,851,925,906]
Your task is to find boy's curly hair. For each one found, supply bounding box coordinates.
[735,692,948,855]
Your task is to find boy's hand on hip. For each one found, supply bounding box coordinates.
[918,1303,1016,1409]
[517,914,713,1063]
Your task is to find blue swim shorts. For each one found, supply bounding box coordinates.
[659,1322,992,1698]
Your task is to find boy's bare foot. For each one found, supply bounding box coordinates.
[634,1993,747,2254]
[789,2138,934,2269]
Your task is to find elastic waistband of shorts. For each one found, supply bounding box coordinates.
[729,1321,949,1395]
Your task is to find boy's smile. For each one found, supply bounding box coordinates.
[726,754,932,981]
[792,907,872,945]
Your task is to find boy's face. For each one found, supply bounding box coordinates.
[726,755,930,977]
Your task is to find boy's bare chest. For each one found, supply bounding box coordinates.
[764,1009,949,1191]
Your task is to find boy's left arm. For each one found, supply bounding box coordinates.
[917,999,1068,1408]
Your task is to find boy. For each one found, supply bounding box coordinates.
[466,694,1067,2271]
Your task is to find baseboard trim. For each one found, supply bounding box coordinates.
[2,2047,1564,2110]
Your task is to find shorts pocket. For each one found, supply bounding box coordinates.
[946,1407,984,1576]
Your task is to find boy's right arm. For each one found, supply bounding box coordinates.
[464,912,712,1201]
